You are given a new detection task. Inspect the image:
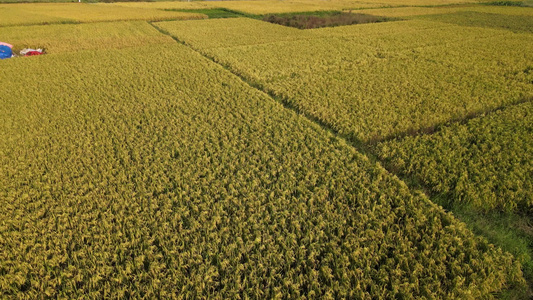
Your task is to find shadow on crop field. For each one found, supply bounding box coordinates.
[167,8,243,19]
[262,11,393,29]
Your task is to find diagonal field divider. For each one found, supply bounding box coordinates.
[150,20,533,297]
[149,20,532,202]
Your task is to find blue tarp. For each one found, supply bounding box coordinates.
[0,45,12,59]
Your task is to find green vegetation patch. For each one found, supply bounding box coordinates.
[168,8,243,19]
[483,0,529,6]
[447,204,533,297]
[0,43,525,298]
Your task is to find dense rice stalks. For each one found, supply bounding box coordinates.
[0,43,525,298]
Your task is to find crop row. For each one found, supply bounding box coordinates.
[0,42,525,297]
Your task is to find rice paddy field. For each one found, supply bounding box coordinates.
[1,0,532,298]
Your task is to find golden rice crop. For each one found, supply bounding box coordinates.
[311,19,505,48]
[204,0,385,15]
[352,4,533,17]
[109,0,508,16]
[0,3,205,27]
[419,10,533,33]
[0,5,73,27]
[468,5,533,15]
[1,21,175,54]
[377,101,533,212]
[367,0,480,6]
[346,5,471,17]
[0,42,525,298]
[108,1,212,10]
[203,0,488,15]
[155,18,320,49]
[158,18,533,142]
[306,18,452,37]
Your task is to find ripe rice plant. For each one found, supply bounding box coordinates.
[108,1,212,10]
[367,0,482,5]
[377,101,533,212]
[312,19,506,49]
[306,18,454,37]
[204,0,385,15]
[202,0,486,15]
[158,18,533,142]
[0,21,175,54]
[346,6,472,17]
[420,11,533,33]
[468,4,533,14]
[0,43,525,298]
[0,5,72,27]
[348,4,533,18]
[0,3,205,27]
[156,18,320,49]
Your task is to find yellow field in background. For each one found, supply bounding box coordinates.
[158,17,533,142]
[0,3,205,27]
[0,5,72,27]
[203,0,487,14]
[1,21,175,54]
[467,5,533,15]
[157,18,320,49]
[108,1,211,10]
[349,5,533,17]
[369,0,481,6]
[1,0,529,28]
[109,0,509,16]
[204,0,384,14]
[348,6,468,17]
